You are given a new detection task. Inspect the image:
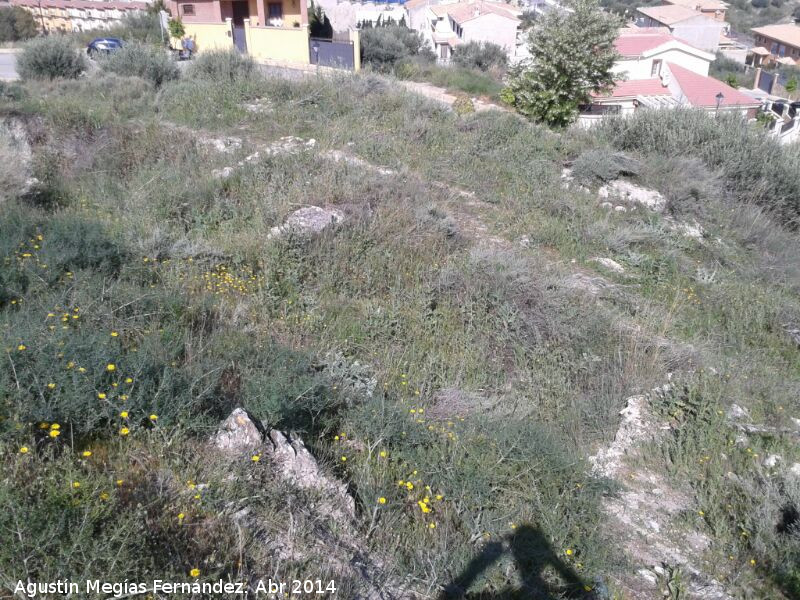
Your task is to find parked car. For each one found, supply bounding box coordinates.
[87,38,124,57]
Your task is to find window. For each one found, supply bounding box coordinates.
[268,2,283,20]
[182,4,194,15]
[651,59,662,77]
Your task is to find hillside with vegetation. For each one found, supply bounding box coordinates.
[2,33,800,600]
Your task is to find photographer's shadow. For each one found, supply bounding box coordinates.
[439,525,592,600]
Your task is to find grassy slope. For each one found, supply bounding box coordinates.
[1,65,799,598]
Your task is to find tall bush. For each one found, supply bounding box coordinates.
[451,41,507,72]
[99,42,179,87]
[17,36,87,80]
[186,49,256,82]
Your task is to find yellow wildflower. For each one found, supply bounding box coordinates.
[116,479,124,486]
[565,549,573,556]
[106,364,116,372]
[189,568,200,578]
[251,455,260,462]
[98,393,107,399]
[49,430,60,438]
[378,497,387,505]
[149,414,158,421]
[82,450,92,458]
[50,423,60,430]
[19,446,29,454]
[99,492,110,500]
[119,427,130,436]
[379,450,387,458]
[125,377,133,384]
[17,344,26,351]
[47,383,56,389]
[72,481,80,489]
[120,411,129,419]
[111,331,119,337]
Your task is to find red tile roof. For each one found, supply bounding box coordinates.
[637,5,705,25]
[666,62,761,107]
[10,0,148,9]
[593,78,672,99]
[615,32,675,56]
[752,23,800,49]
[430,1,520,24]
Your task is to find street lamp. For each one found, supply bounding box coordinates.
[715,91,724,115]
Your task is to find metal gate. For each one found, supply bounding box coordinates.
[309,38,355,70]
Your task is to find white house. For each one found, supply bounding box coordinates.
[635,5,725,51]
[410,0,521,62]
[613,27,715,79]
[580,28,760,125]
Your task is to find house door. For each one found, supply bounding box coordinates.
[232,1,249,52]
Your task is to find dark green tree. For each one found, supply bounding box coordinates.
[0,7,38,42]
[309,1,333,39]
[502,0,621,126]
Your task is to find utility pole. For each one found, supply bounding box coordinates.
[37,0,47,34]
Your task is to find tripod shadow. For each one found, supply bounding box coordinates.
[439,525,591,600]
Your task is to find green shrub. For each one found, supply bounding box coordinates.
[451,41,507,72]
[452,93,475,116]
[168,16,185,39]
[360,25,434,72]
[595,109,800,226]
[0,6,38,42]
[186,49,256,82]
[570,148,641,183]
[99,42,179,87]
[17,36,87,80]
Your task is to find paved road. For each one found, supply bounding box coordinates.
[0,52,18,81]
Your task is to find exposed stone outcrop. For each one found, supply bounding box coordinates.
[598,180,666,212]
[591,386,734,600]
[212,408,264,453]
[590,257,625,274]
[267,205,346,239]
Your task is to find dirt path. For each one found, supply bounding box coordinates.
[398,80,509,112]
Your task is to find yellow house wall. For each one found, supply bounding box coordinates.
[279,0,302,26]
[350,28,361,71]
[244,21,309,64]
[180,21,234,53]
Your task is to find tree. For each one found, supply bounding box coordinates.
[309,1,332,39]
[360,25,433,71]
[502,0,621,127]
[0,6,38,43]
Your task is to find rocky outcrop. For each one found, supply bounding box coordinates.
[598,180,666,212]
[211,409,354,518]
[267,206,346,239]
[212,408,264,453]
